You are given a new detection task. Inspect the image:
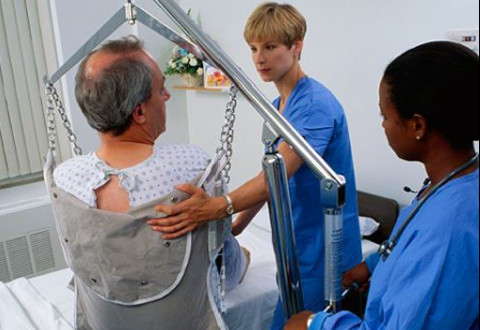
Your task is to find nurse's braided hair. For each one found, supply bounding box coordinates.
[383,41,479,150]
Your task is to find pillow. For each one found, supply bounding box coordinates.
[245,209,381,237]
[359,216,380,237]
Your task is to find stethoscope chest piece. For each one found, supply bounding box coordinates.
[379,241,395,261]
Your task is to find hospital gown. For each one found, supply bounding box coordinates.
[54,143,246,292]
[270,77,362,330]
[309,169,480,330]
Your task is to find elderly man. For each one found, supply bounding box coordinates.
[51,35,248,330]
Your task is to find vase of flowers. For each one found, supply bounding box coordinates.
[165,46,204,87]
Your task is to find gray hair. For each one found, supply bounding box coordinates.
[75,35,153,136]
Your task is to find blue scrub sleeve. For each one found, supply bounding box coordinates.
[308,312,330,330]
[364,253,380,274]
[309,312,363,330]
[321,312,363,329]
[280,112,334,158]
[302,111,335,156]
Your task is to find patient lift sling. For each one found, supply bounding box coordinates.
[43,0,348,319]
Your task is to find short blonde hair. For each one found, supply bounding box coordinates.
[244,3,307,47]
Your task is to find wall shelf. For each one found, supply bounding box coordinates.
[173,85,226,92]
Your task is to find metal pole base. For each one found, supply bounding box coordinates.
[263,152,304,320]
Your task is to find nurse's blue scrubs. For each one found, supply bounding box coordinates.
[309,169,480,330]
[270,77,362,330]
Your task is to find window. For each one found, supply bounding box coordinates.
[0,0,70,188]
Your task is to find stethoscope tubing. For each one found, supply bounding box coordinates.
[379,153,479,261]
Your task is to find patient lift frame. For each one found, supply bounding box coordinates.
[44,0,346,319]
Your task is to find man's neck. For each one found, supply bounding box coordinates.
[97,133,155,169]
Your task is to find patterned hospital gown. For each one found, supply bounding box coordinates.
[54,144,210,208]
[53,143,246,291]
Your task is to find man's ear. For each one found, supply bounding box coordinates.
[132,105,147,124]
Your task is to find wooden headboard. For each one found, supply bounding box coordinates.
[357,191,400,245]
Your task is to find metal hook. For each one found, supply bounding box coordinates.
[125,1,136,25]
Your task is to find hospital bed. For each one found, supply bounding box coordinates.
[0,192,399,330]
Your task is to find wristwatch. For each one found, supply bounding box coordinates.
[307,314,315,329]
[223,195,235,215]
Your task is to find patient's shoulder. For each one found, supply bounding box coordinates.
[53,154,103,206]
[154,143,211,169]
[54,154,99,179]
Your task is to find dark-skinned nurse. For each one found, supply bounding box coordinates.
[286,41,479,330]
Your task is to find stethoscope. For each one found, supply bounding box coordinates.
[378,153,479,261]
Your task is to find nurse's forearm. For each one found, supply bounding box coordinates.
[229,172,269,213]
[232,202,265,236]
[226,141,304,215]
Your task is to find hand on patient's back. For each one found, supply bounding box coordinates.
[147,184,225,240]
[342,261,371,293]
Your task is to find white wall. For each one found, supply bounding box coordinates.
[177,0,479,205]
[184,91,266,191]
[49,0,479,205]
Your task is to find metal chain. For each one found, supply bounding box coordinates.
[216,84,238,184]
[45,82,83,157]
[45,83,58,157]
[45,81,235,168]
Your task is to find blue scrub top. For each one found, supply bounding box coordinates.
[311,169,480,330]
[270,77,362,329]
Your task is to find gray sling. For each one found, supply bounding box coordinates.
[44,151,229,330]
[41,8,238,326]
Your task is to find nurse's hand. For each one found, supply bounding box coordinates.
[148,184,227,240]
[342,261,371,293]
[284,311,314,330]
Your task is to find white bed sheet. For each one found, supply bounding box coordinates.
[224,222,278,330]
[1,209,379,330]
[0,278,73,330]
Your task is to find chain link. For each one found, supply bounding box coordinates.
[216,84,238,184]
[45,82,83,157]
[45,84,58,156]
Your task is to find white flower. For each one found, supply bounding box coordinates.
[188,53,196,59]
[168,60,176,69]
[189,58,198,67]
[181,56,190,64]
[197,68,204,76]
